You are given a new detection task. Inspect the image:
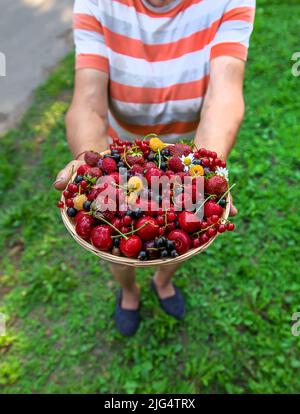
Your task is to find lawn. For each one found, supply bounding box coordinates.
[1,0,300,394]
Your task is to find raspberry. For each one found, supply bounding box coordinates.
[144,161,157,171]
[149,137,165,152]
[101,157,117,174]
[168,156,184,172]
[169,143,191,157]
[131,164,144,174]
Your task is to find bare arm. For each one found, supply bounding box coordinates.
[194,56,246,215]
[194,56,246,161]
[54,68,109,190]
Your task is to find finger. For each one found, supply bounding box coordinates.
[229,203,238,216]
[53,161,83,191]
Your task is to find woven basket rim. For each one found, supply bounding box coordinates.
[60,148,231,267]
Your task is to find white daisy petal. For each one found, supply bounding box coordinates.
[215,166,229,181]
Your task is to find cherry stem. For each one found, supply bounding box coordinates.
[143,133,159,140]
[98,216,129,240]
[217,183,236,204]
[111,221,152,239]
[195,194,215,215]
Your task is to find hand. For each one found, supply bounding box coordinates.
[229,194,238,216]
[53,159,85,191]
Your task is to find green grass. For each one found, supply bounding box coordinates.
[1,0,300,394]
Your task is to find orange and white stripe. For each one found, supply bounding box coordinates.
[73,0,256,142]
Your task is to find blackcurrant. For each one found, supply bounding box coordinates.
[83,200,91,211]
[171,250,179,258]
[218,199,227,208]
[161,249,168,258]
[166,240,175,250]
[74,175,83,183]
[67,207,77,217]
[138,250,147,260]
[193,159,201,165]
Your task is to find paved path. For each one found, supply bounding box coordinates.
[0,0,73,134]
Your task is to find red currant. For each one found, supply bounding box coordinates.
[199,148,207,157]
[227,223,235,231]
[207,227,217,237]
[218,224,227,233]
[57,201,64,209]
[123,215,132,226]
[63,190,72,199]
[66,198,74,207]
[156,215,165,226]
[68,183,78,193]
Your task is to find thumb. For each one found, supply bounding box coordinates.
[53,160,83,191]
[228,194,238,216]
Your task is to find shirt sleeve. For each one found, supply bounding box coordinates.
[73,0,109,73]
[210,0,256,62]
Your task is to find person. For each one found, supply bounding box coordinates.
[54,0,255,336]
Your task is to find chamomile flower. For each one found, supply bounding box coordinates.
[215,166,229,181]
[180,153,195,171]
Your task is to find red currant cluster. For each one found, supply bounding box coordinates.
[58,136,235,261]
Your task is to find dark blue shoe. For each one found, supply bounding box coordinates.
[114,290,140,336]
[151,279,185,320]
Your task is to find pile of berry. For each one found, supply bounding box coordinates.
[58,135,235,261]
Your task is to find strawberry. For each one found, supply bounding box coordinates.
[169,143,192,157]
[75,214,94,240]
[91,225,113,251]
[168,156,184,172]
[204,200,224,218]
[84,151,101,166]
[205,175,228,196]
[101,157,117,174]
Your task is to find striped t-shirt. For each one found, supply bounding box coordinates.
[73,0,256,142]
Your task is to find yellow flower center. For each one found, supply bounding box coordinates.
[183,157,192,166]
[189,165,205,177]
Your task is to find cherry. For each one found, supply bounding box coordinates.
[80,180,87,190]
[91,225,113,251]
[136,216,159,241]
[120,235,142,258]
[167,229,191,255]
[204,200,224,218]
[178,211,201,233]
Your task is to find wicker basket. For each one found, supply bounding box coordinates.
[61,150,231,267]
